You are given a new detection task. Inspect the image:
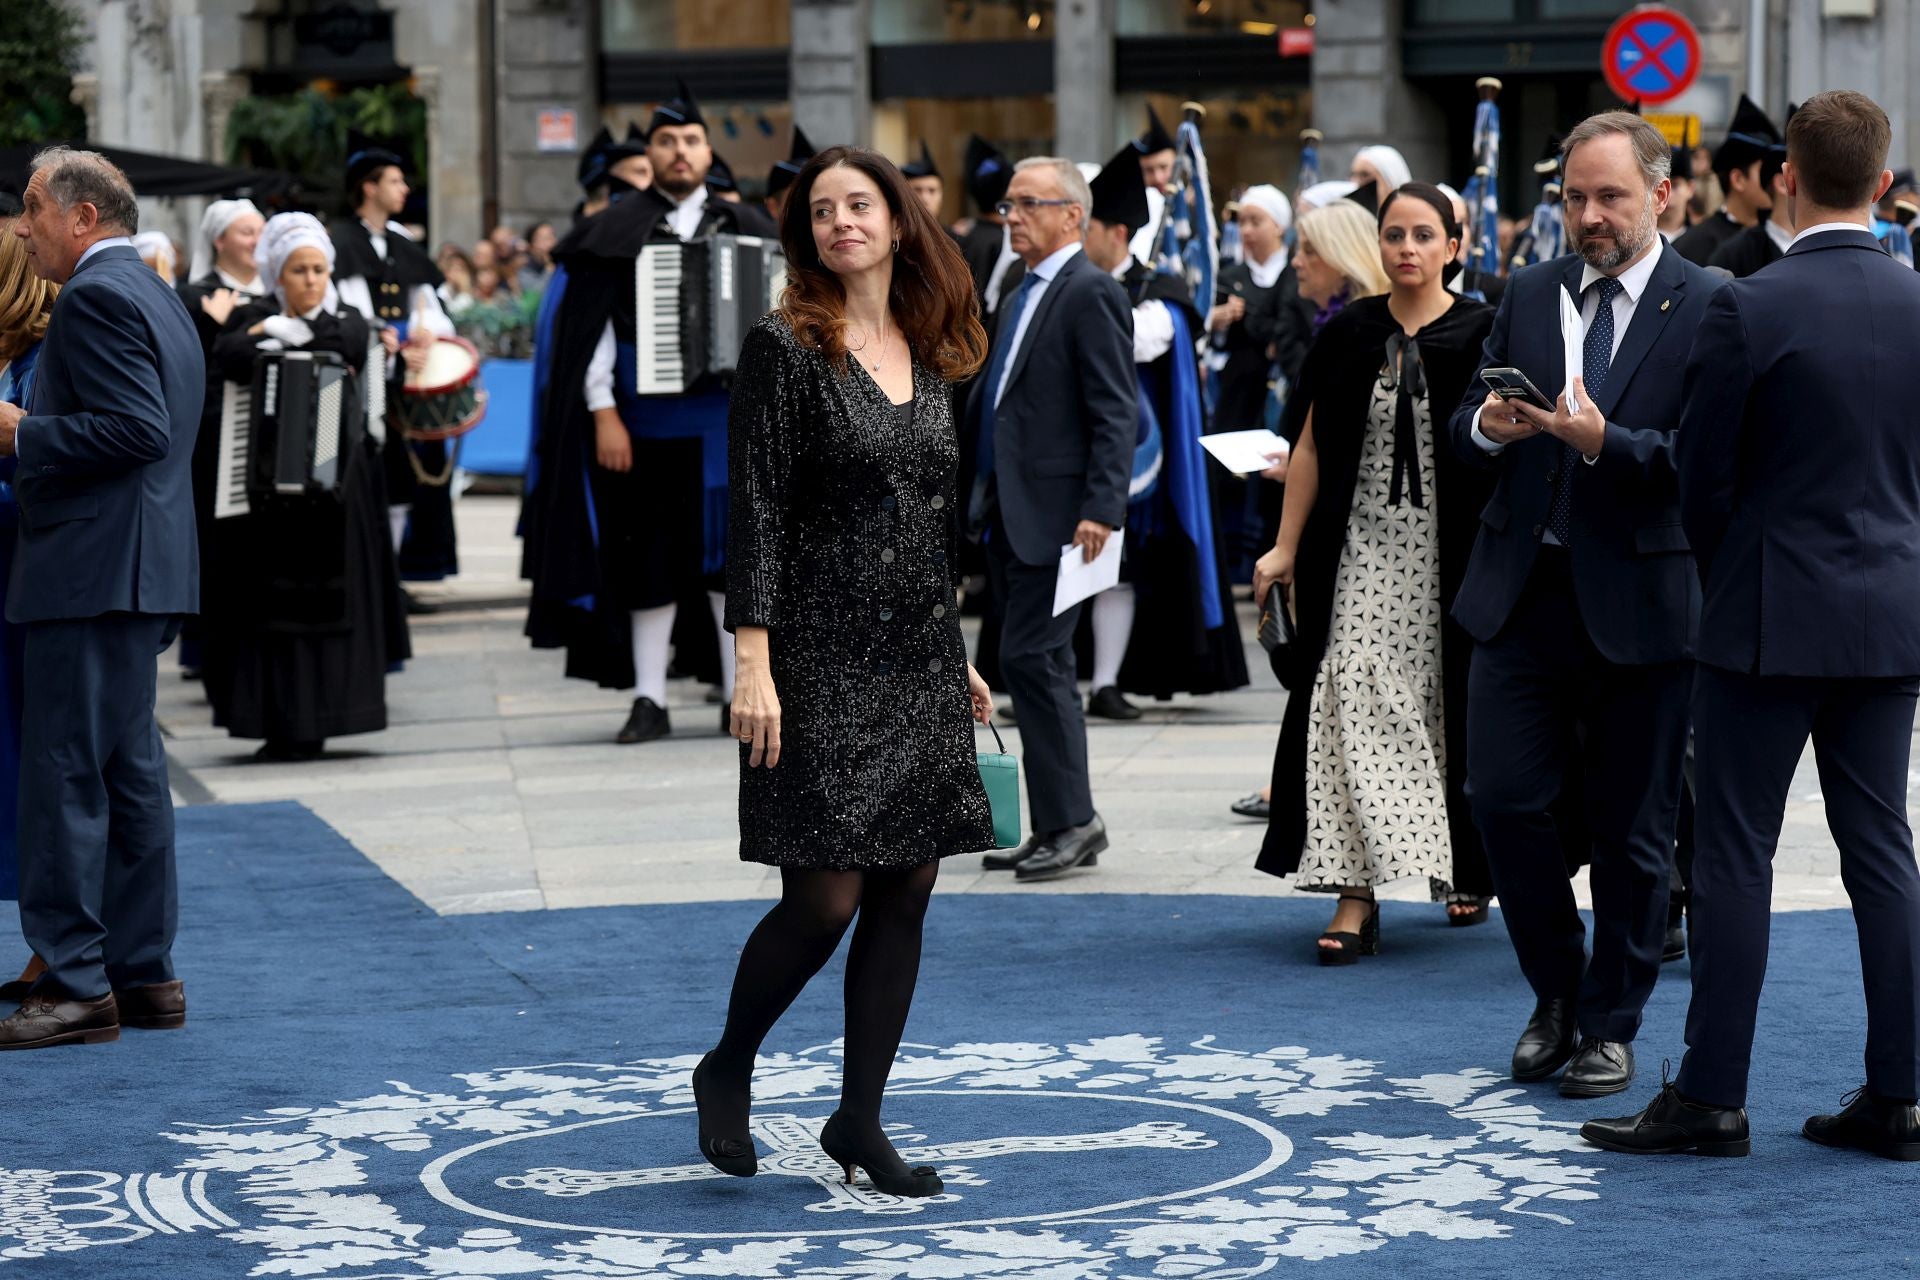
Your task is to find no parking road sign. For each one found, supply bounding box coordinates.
[1601,6,1701,107]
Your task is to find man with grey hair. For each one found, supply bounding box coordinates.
[969,154,1135,883]
[0,147,201,1049]
[1446,111,1718,1100]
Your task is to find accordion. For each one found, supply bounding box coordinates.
[634,233,786,395]
[214,350,361,520]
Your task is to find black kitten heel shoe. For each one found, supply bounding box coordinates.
[691,1053,757,1177]
[819,1111,944,1197]
[1317,893,1381,966]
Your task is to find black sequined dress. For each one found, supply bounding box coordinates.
[725,315,995,869]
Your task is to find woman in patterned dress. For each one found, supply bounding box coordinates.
[1253,183,1499,962]
[692,147,995,1197]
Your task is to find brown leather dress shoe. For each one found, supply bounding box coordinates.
[0,986,120,1050]
[115,980,186,1030]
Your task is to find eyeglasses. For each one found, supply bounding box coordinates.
[995,198,1075,217]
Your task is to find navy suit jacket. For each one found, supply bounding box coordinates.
[968,247,1136,567]
[1447,243,1716,665]
[1678,227,1920,677]
[10,244,202,623]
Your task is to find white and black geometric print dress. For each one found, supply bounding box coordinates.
[1295,370,1453,898]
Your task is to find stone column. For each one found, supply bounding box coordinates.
[70,73,102,139]
[392,0,489,250]
[492,0,600,233]
[1055,0,1114,162]
[791,0,872,146]
[202,71,251,166]
[1311,0,1445,187]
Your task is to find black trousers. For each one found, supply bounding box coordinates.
[1677,664,1920,1108]
[17,613,178,999]
[1465,550,1690,1043]
[986,534,1094,835]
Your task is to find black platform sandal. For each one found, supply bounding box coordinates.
[1446,894,1492,928]
[1317,893,1380,966]
[819,1111,944,1197]
[691,1053,757,1177]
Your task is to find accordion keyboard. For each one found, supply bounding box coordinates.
[635,245,687,395]
[214,380,253,520]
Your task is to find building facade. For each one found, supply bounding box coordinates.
[57,0,1920,252]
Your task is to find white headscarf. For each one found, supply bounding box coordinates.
[132,231,176,283]
[1234,185,1293,287]
[1298,180,1357,211]
[255,212,338,314]
[1353,144,1412,193]
[189,198,263,284]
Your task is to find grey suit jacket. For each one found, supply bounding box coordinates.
[970,247,1137,567]
[11,244,202,623]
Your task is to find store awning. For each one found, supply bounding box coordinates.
[0,143,296,201]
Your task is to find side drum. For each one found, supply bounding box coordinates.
[393,335,489,441]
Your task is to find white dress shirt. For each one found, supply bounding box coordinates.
[1789,220,1872,248]
[76,236,134,270]
[983,224,1020,315]
[1472,235,1667,456]
[334,219,454,339]
[1764,217,1793,255]
[993,240,1082,410]
[586,187,713,410]
[1113,257,1175,364]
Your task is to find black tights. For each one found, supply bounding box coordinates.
[707,862,939,1174]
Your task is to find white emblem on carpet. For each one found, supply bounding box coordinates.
[0,1037,1602,1273]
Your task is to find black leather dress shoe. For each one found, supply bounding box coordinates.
[1582,1080,1750,1156]
[0,985,120,1050]
[1088,686,1142,720]
[616,697,671,744]
[1511,996,1578,1082]
[1015,815,1108,882]
[1662,897,1688,963]
[1803,1087,1920,1161]
[115,980,187,1030]
[1230,792,1270,820]
[981,833,1046,871]
[1559,1037,1635,1097]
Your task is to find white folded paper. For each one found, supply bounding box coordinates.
[1199,428,1290,475]
[1052,529,1125,618]
[1559,284,1584,416]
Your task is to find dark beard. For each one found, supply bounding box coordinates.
[654,170,705,201]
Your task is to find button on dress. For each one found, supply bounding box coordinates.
[725,315,994,869]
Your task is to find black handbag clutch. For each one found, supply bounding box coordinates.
[1259,592,1300,688]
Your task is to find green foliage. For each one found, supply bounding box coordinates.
[454,285,546,360]
[0,0,88,148]
[225,83,428,213]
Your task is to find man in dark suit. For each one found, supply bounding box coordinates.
[1586,91,1920,1161]
[1450,112,1718,1099]
[969,156,1136,883]
[0,148,201,1049]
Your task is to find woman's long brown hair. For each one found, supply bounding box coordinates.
[0,218,58,364]
[775,145,988,383]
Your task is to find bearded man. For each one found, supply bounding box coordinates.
[1446,111,1718,1103]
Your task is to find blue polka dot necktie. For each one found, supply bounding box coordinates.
[1547,276,1621,545]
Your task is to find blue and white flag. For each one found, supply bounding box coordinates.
[1156,109,1217,322]
[1459,82,1501,277]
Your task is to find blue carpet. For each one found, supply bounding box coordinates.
[0,801,1913,1278]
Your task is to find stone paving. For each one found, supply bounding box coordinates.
[160,495,1874,918]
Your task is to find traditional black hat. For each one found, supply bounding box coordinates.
[964,134,1012,212]
[576,125,616,192]
[1713,94,1782,178]
[902,140,940,181]
[647,78,706,139]
[345,130,406,195]
[614,122,649,160]
[1670,144,1694,183]
[1760,104,1797,189]
[1890,167,1918,195]
[707,151,738,194]
[767,124,817,200]
[1344,179,1379,218]
[1133,104,1176,157]
[1088,143,1151,232]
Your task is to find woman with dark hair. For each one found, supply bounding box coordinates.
[694,146,994,1198]
[0,197,54,991]
[1252,181,1500,960]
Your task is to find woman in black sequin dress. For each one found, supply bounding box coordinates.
[693,147,995,1198]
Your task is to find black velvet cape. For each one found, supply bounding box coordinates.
[1256,294,1498,894]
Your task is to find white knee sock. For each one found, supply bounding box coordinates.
[709,590,736,702]
[1090,584,1135,691]
[388,505,410,552]
[630,604,677,706]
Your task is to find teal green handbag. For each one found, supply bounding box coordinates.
[977,721,1022,849]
